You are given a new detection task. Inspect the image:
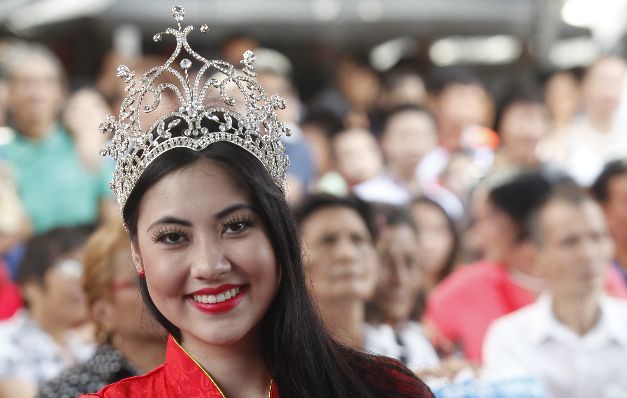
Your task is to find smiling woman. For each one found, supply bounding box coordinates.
[80,5,434,398]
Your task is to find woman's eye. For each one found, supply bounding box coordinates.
[223,220,252,235]
[156,232,187,245]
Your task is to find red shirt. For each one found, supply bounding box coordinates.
[425,261,627,364]
[0,261,21,320]
[81,336,279,398]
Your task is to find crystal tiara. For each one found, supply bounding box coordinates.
[99,5,291,210]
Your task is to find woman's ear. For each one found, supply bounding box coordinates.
[130,241,144,275]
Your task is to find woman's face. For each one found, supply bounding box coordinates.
[103,248,165,343]
[132,158,279,348]
[301,207,377,303]
[37,251,88,328]
[374,224,422,325]
[411,202,454,279]
[472,192,519,263]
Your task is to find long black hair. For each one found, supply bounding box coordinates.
[123,139,431,397]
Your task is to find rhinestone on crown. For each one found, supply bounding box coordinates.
[99,5,291,210]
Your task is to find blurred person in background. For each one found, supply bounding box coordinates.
[557,56,627,185]
[425,170,555,364]
[353,106,436,203]
[592,159,627,284]
[370,63,427,134]
[543,69,581,133]
[483,185,627,398]
[364,204,439,372]
[0,44,115,238]
[426,169,626,364]
[295,194,378,349]
[331,127,384,189]
[62,87,112,172]
[0,226,94,398]
[37,220,166,398]
[493,80,551,170]
[256,49,315,203]
[300,109,346,191]
[426,66,496,154]
[314,53,380,129]
[410,197,460,294]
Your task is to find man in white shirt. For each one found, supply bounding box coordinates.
[552,56,627,186]
[482,184,627,398]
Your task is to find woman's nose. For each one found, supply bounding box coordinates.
[190,241,232,280]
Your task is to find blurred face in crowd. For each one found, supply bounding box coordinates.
[24,250,88,329]
[381,74,427,109]
[332,128,383,186]
[499,101,549,166]
[374,224,422,325]
[337,59,379,111]
[536,199,613,300]
[7,53,64,136]
[381,110,437,175]
[582,57,626,120]
[433,83,491,149]
[301,206,377,303]
[411,201,454,284]
[301,122,333,176]
[544,71,580,126]
[472,190,519,263]
[257,72,300,124]
[602,173,627,245]
[96,247,165,345]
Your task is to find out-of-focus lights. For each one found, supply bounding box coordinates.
[7,0,112,32]
[429,35,521,66]
[357,0,383,22]
[311,0,341,22]
[548,37,599,68]
[562,0,599,27]
[370,37,417,71]
[561,0,627,27]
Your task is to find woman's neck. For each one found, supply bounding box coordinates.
[181,331,271,398]
[114,335,166,374]
[318,298,365,348]
[552,294,600,336]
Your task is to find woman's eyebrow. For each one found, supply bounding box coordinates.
[215,203,255,219]
[147,216,192,232]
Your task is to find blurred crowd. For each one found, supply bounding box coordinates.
[1,34,627,398]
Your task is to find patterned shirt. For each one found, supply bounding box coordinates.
[37,344,138,398]
[0,310,94,386]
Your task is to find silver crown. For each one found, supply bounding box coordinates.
[99,5,291,210]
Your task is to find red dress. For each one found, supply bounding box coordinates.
[80,336,279,398]
[81,335,433,397]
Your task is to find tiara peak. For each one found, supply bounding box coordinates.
[99,5,291,210]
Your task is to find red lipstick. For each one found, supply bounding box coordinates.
[188,284,247,314]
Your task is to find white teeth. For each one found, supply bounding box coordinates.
[193,287,241,304]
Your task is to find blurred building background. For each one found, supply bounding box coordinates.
[1,0,626,100]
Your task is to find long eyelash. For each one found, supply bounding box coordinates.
[222,214,256,229]
[151,226,185,242]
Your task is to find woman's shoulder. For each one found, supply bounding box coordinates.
[79,363,167,397]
